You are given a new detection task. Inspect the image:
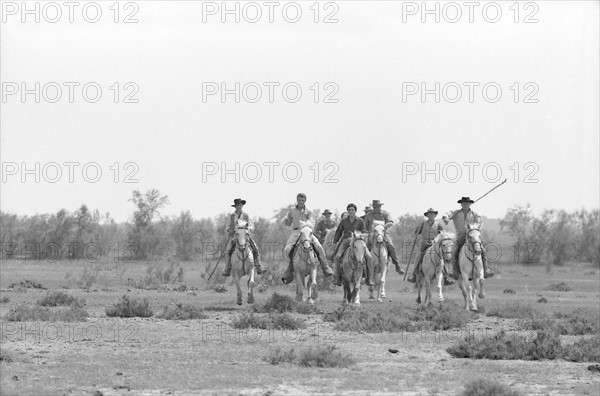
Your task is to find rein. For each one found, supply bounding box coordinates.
[235,233,250,276]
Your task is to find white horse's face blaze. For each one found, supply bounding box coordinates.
[300,226,313,249]
[467,226,482,255]
[373,221,385,243]
[236,220,248,246]
[352,233,366,262]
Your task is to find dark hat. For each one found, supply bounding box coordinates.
[457,197,474,204]
[372,200,384,206]
[364,205,372,212]
[323,209,332,216]
[424,208,438,216]
[231,198,247,207]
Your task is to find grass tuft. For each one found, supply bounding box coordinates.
[487,302,543,320]
[232,312,305,330]
[462,378,522,396]
[105,295,153,318]
[5,303,88,322]
[37,291,84,308]
[546,282,573,292]
[266,345,355,368]
[156,303,208,320]
[9,279,45,290]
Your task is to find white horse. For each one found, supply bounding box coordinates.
[231,220,256,305]
[457,224,485,311]
[292,221,318,304]
[368,220,389,302]
[416,231,455,305]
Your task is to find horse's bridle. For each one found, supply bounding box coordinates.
[296,226,316,264]
[465,229,482,263]
[234,227,250,274]
[434,237,454,263]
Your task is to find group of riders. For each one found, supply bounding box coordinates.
[220,193,495,287]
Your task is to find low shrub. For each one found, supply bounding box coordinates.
[448,330,600,362]
[156,303,208,320]
[5,303,88,322]
[546,282,573,292]
[105,295,153,318]
[126,263,184,290]
[232,312,305,330]
[487,302,543,320]
[0,296,10,303]
[37,291,84,308]
[8,280,45,290]
[266,345,355,368]
[462,378,522,396]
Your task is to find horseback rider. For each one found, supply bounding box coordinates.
[315,209,336,245]
[330,203,375,287]
[364,200,405,275]
[442,197,495,279]
[360,205,372,221]
[221,198,266,277]
[281,193,335,284]
[407,208,453,284]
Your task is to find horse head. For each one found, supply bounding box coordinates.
[466,224,482,256]
[351,231,367,263]
[298,220,315,250]
[435,231,455,263]
[372,220,386,243]
[235,219,249,247]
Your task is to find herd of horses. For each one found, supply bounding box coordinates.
[227,220,486,311]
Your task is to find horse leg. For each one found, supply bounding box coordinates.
[380,260,388,299]
[235,274,242,306]
[308,268,317,305]
[416,275,422,304]
[248,265,256,288]
[459,276,469,311]
[343,280,349,305]
[247,273,255,304]
[436,269,444,302]
[295,270,303,302]
[477,268,486,299]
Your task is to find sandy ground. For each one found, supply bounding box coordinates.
[1,259,599,395]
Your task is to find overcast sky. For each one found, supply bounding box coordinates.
[1,1,598,223]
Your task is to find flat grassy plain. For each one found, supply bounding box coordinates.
[1,258,599,396]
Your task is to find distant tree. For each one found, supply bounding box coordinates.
[500,204,534,263]
[128,189,169,259]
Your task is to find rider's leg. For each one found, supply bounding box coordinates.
[221,238,236,277]
[384,235,404,274]
[282,231,300,284]
[481,244,494,278]
[247,235,265,275]
[333,239,349,286]
[311,236,334,278]
[407,244,428,283]
[364,248,374,286]
[452,235,466,279]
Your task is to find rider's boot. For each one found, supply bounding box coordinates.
[253,257,266,275]
[281,257,294,285]
[365,261,375,287]
[482,252,494,278]
[333,259,343,287]
[314,247,334,279]
[221,254,232,277]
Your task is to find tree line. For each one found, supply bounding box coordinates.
[1,189,598,267]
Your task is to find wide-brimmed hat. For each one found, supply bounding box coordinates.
[371,200,384,206]
[364,205,372,212]
[231,198,247,207]
[457,197,474,204]
[424,208,438,216]
[323,209,332,216]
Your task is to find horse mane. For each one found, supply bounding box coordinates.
[236,219,248,229]
[372,220,385,227]
[435,230,455,242]
[298,220,315,229]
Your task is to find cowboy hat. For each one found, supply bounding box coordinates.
[424,208,438,216]
[231,198,247,207]
[371,200,384,206]
[457,197,474,204]
[364,205,372,212]
[322,209,332,216]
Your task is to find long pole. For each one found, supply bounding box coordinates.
[403,234,419,280]
[207,235,232,282]
[474,178,508,203]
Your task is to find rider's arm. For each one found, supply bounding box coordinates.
[357,218,367,234]
[333,221,343,244]
[226,213,235,235]
[384,211,394,229]
[245,214,255,232]
[283,210,293,226]
[442,210,456,224]
[471,211,483,228]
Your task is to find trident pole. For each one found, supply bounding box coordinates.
[207,234,232,282]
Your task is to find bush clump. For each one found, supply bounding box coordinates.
[546,282,573,292]
[5,303,88,322]
[156,303,208,320]
[105,295,153,318]
[487,302,543,320]
[232,312,305,330]
[266,345,355,368]
[462,378,523,396]
[37,291,84,308]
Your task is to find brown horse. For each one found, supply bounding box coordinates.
[416,231,455,305]
[341,231,368,305]
[457,224,485,311]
